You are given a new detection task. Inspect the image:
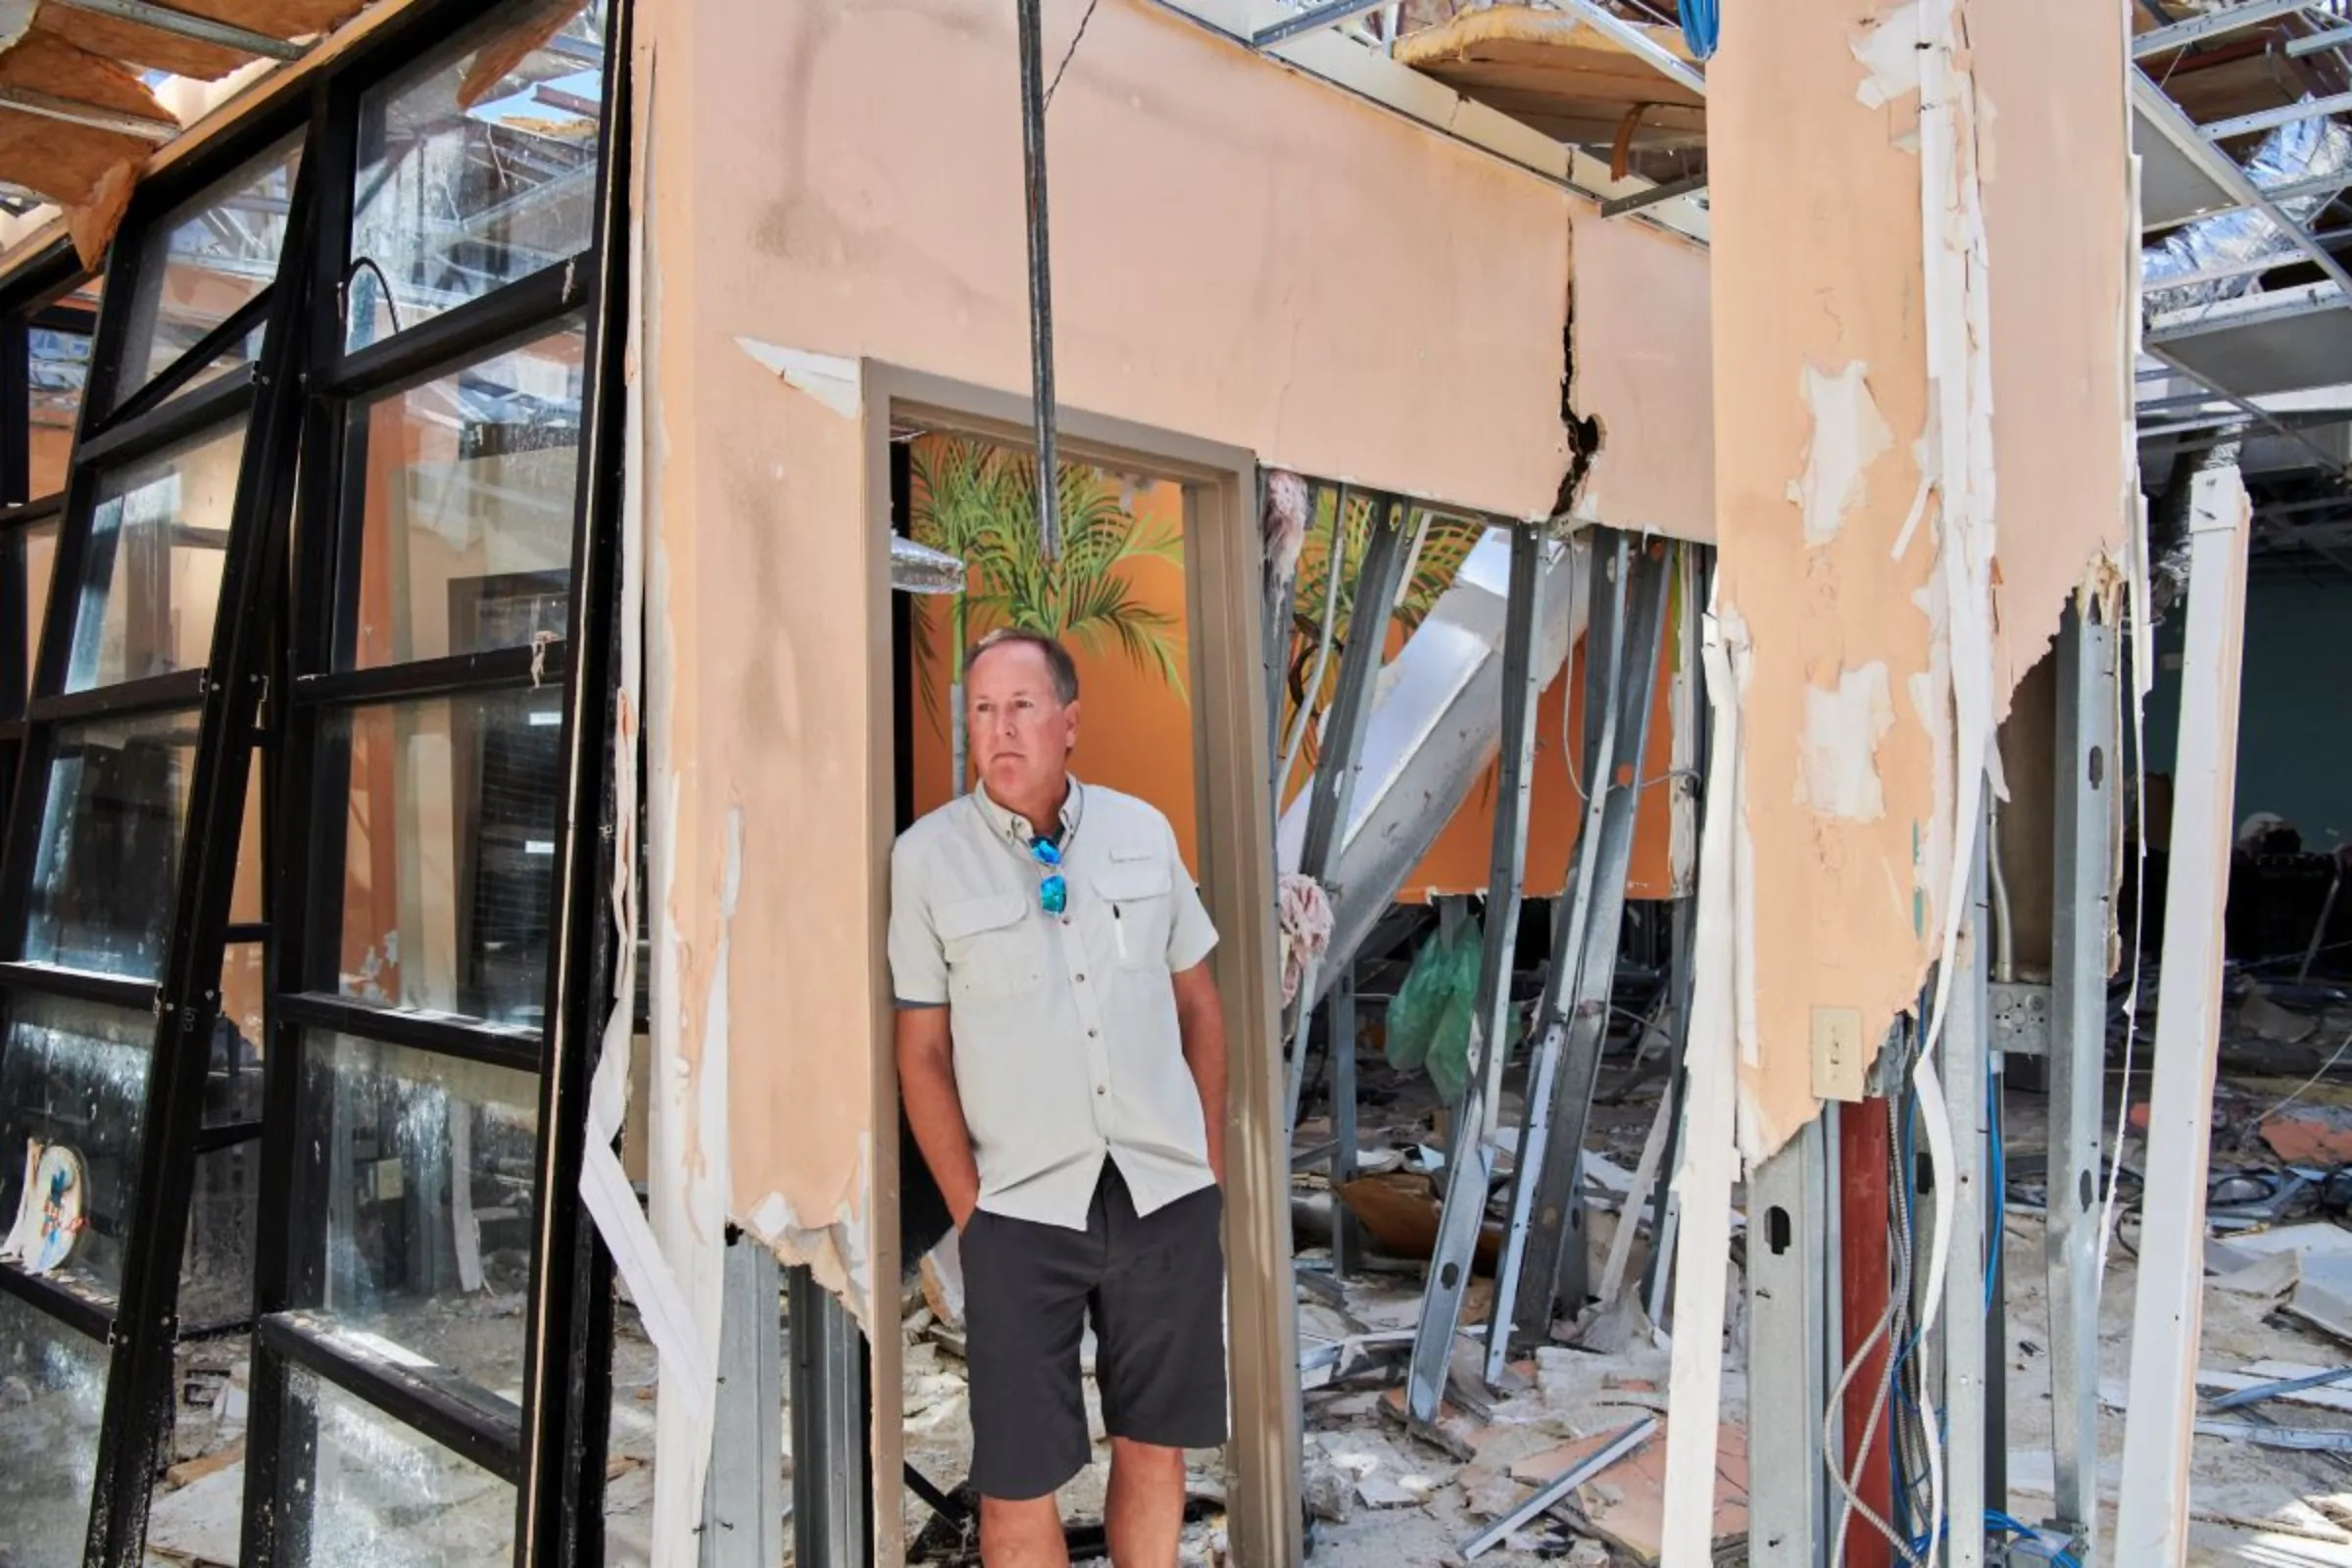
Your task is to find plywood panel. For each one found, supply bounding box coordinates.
[1396,7,1704,151]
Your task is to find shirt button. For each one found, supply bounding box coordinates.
[1096,1086,1107,1097]
[1076,973,1087,983]
[1088,1028,1099,1038]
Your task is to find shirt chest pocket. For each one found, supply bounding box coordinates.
[1092,859,1171,971]
[936,894,1042,1004]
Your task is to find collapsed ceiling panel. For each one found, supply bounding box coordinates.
[2156,297,2352,400]
[29,7,250,78]
[1392,5,1702,161]
[2136,99,2242,230]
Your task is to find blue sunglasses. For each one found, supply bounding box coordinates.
[1030,836,1067,914]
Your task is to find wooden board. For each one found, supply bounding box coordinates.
[1395,6,1704,152]
[1509,1418,1748,1564]
[0,28,172,115]
[30,7,251,79]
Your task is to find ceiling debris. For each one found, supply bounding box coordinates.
[1391,3,1703,174]
[0,0,369,262]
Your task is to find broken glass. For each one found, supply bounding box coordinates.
[66,419,244,693]
[0,1291,108,1567]
[318,689,562,1029]
[295,1032,540,1398]
[338,321,584,669]
[0,996,156,1298]
[345,0,610,352]
[23,710,198,980]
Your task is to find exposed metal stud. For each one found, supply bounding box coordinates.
[1405,519,1546,1418]
[1745,1121,1829,1568]
[50,0,308,61]
[2045,599,2119,1557]
[1250,0,1391,48]
[1281,495,1410,1139]
[789,1264,869,1568]
[2201,90,2352,141]
[1552,0,1707,95]
[0,85,177,142]
[1941,791,1994,1568]
[1503,537,1671,1344]
[704,1236,786,1568]
[2132,0,2326,58]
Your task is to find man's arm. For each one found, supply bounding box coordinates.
[897,1005,983,1230]
[1171,960,1229,1186]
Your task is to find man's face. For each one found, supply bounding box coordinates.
[966,642,1078,800]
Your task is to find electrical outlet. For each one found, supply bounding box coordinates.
[1812,1004,1867,1102]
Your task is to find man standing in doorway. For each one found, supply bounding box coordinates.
[889,628,1231,1568]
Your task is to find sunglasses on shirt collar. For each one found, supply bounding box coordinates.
[1030,836,1067,915]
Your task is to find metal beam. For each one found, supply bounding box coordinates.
[2133,0,2323,57]
[0,86,176,142]
[1601,173,1707,219]
[1250,0,1389,48]
[2142,252,2299,292]
[1281,494,1410,1138]
[1746,1122,1829,1568]
[705,1237,786,1568]
[2143,340,2352,477]
[1508,538,1671,1336]
[2203,89,2352,142]
[2045,600,2119,1560]
[1552,0,1708,95]
[2132,71,2352,301]
[1941,796,1994,1568]
[2289,21,2352,54]
[49,0,307,60]
[788,1264,867,1568]
[2116,465,2252,1564]
[1405,521,1546,1417]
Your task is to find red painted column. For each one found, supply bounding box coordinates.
[1839,1098,1894,1568]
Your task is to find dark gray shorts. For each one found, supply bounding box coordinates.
[960,1164,1228,1500]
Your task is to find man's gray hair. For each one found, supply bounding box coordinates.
[965,626,1081,706]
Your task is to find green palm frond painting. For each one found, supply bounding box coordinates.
[907,435,1189,789]
[1281,487,1489,781]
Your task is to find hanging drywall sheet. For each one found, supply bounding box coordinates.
[1572,210,1716,544]
[639,0,1577,523]
[1973,0,2134,705]
[1707,0,1939,1154]
[1707,0,2129,1155]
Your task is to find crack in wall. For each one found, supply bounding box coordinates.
[1551,318,1604,521]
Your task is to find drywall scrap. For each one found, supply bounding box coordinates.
[1705,0,2132,1158]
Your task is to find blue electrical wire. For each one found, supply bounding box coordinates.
[1908,1513,2083,1568]
[1678,0,1720,59]
[1986,1059,2005,1315]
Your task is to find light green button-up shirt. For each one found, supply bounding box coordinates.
[888,777,1220,1230]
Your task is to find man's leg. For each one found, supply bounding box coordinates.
[1093,1176,1228,1568]
[962,1209,1095,1565]
[1104,1438,1187,1567]
[980,1496,1070,1568]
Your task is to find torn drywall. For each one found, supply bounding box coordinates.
[1706,0,2129,1159]
[1570,208,1716,543]
[1798,663,1896,821]
[1788,361,1895,547]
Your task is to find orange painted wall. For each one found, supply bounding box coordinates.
[907,454,1201,871]
[907,434,1684,899]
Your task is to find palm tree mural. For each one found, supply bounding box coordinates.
[1278,487,1488,795]
[908,435,1187,791]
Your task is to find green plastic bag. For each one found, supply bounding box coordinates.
[1385,914,1484,1103]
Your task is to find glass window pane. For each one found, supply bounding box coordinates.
[322,689,563,1028]
[341,325,583,669]
[115,135,300,405]
[68,420,243,693]
[149,1332,251,1565]
[230,764,265,926]
[7,517,57,719]
[181,1141,258,1330]
[0,996,156,1298]
[24,710,197,979]
[28,323,89,497]
[207,942,267,1129]
[0,1291,109,1566]
[298,1033,539,1395]
[346,1,610,351]
[279,1362,516,1565]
